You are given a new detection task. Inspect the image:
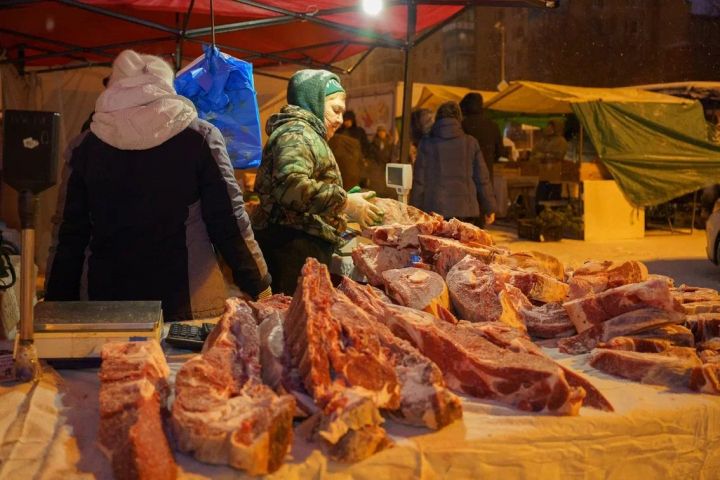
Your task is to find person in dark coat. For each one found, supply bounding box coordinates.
[366,125,396,197]
[410,101,497,226]
[410,108,433,164]
[460,93,502,181]
[328,133,367,189]
[45,50,272,321]
[335,110,371,157]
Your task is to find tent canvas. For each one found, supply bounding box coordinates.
[485,81,691,114]
[633,81,720,102]
[573,101,720,207]
[413,84,496,112]
[484,81,720,207]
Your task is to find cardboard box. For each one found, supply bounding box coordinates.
[583,180,644,241]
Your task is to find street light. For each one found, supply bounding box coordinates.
[362,0,383,16]
[494,21,507,90]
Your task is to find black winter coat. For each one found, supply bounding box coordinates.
[462,113,503,180]
[45,119,270,321]
[410,118,497,218]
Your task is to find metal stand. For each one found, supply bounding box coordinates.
[14,191,41,382]
[396,188,410,204]
[398,2,417,165]
[646,190,699,236]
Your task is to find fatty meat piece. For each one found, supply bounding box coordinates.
[562,278,678,333]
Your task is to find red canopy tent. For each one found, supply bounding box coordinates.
[0,0,557,158]
[1,1,555,73]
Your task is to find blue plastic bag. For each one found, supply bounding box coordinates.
[175,45,262,169]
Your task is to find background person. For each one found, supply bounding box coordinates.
[531,119,569,206]
[328,133,367,189]
[370,125,393,165]
[366,125,396,197]
[45,50,271,321]
[530,118,568,164]
[253,70,382,294]
[410,108,434,164]
[336,110,371,158]
[460,93,502,181]
[410,101,497,227]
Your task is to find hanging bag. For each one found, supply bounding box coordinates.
[175,45,262,169]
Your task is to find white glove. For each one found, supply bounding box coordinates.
[345,191,384,229]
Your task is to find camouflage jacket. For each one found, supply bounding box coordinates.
[253,105,347,244]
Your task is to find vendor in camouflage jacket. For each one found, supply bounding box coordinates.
[253,69,383,294]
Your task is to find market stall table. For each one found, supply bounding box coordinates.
[505,175,540,218]
[1,341,718,479]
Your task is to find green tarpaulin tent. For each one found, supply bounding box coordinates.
[485,81,720,207]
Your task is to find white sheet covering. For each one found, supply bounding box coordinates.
[1,349,719,480]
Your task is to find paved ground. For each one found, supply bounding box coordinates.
[488,225,720,290]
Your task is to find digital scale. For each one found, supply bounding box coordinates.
[32,301,164,366]
[385,163,413,204]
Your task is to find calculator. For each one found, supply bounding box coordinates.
[165,323,215,351]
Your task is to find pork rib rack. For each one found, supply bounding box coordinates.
[171,299,295,475]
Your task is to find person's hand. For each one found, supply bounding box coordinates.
[485,212,496,226]
[256,286,272,301]
[345,191,384,229]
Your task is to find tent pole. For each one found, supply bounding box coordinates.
[30,61,113,74]
[0,27,116,60]
[57,0,180,35]
[256,40,346,57]
[254,70,291,81]
[0,36,173,65]
[184,38,346,73]
[228,0,404,48]
[691,189,697,235]
[210,0,216,47]
[176,0,196,72]
[346,46,375,74]
[413,6,469,47]
[3,42,87,64]
[175,39,182,71]
[329,42,350,64]
[399,1,417,165]
[18,44,25,76]
[184,5,375,39]
[578,123,584,163]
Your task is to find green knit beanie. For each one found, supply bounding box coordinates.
[325,78,345,97]
[287,69,344,122]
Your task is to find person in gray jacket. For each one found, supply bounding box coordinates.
[410,101,497,226]
[45,50,271,321]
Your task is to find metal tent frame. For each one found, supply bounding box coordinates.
[0,0,557,162]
